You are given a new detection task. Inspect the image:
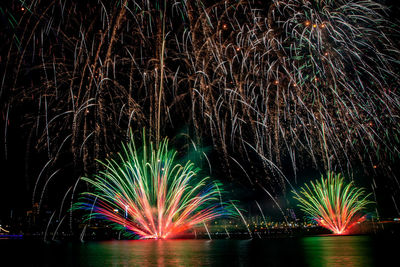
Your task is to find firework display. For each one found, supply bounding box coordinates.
[188,0,400,185]
[1,0,399,217]
[293,172,373,234]
[73,133,234,239]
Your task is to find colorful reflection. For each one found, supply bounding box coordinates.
[302,235,372,267]
[78,240,212,266]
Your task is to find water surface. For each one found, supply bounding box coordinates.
[1,235,397,266]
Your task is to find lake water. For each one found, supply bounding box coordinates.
[1,235,398,266]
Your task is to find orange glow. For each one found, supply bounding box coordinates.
[274,80,279,85]
[304,21,311,26]
[222,24,228,30]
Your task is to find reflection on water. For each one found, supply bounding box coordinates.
[78,240,214,266]
[75,239,263,266]
[303,235,372,267]
[1,235,398,266]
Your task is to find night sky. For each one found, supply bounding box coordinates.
[1,0,400,224]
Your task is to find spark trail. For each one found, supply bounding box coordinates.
[74,132,234,239]
[293,172,373,235]
[2,0,400,214]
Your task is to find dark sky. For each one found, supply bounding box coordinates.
[1,0,400,222]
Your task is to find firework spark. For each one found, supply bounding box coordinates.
[293,172,373,235]
[2,0,399,212]
[187,0,400,186]
[74,132,234,239]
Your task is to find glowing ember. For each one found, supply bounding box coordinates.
[293,172,373,235]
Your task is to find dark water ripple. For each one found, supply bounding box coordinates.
[1,235,398,266]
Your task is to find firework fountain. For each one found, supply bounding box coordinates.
[293,172,373,235]
[74,132,234,239]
